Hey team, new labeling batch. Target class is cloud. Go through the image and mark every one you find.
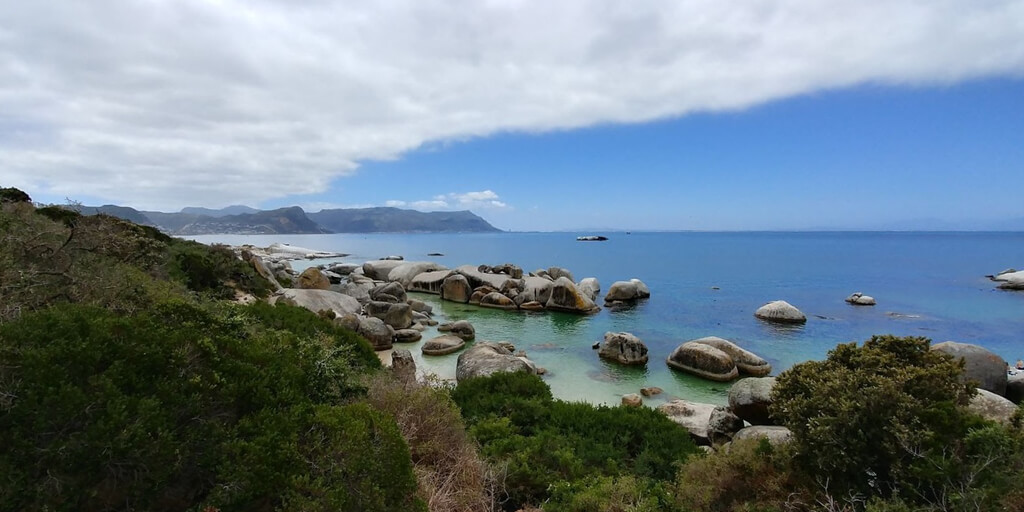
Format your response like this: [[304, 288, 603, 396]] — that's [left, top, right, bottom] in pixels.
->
[[1, 1, 1022, 209], [386, 190, 509, 211]]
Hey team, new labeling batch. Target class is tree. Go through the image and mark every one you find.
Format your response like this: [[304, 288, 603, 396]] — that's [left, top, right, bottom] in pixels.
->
[[0, 186, 31, 204]]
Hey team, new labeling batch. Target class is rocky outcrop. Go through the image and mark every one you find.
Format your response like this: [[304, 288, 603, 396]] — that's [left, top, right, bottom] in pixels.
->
[[666, 342, 739, 382], [520, 276, 554, 304], [690, 337, 771, 377], [438, 319, 476, 340], [545, 277, 600, 314], [845, 292, 876, 306], [728, 377, 777, 425], [297, 267, 331, 290], [708, 406, 745, 445], [409, 269, 452, 294], [990, 269, 1024, 290], [421, 334, 467, 356], [358, 316, 394, 351], [621, 394, 643, 407], [656, 399, 718, 444], [392, 349, 416, 383], [732, 426, 793, 446], [388, 262, 448, 288], [598, 332, 649, 366], [441, 274, 473, 303], [754, 300, 807, 324], [931, 341, 1007, 396], [273, 289, 361, 317], [604, 279, 651, 304], [480, 291, 517, 311], [967, 389, 1018, 424], [456, 342, 537, 382]]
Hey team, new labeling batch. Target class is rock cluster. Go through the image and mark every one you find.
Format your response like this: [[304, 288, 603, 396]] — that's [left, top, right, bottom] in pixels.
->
[[666, 336, 771, 382]]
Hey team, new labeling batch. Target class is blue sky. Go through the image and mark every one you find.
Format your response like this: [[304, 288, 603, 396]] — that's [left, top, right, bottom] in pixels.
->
[[3, 1, 1023, 231]]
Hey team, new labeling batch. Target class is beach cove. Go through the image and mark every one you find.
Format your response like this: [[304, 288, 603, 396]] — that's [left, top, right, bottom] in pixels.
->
[[196, 231, 1024, 406]]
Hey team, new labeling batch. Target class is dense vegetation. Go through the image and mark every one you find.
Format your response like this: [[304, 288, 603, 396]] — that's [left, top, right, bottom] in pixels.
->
[[2, 187, 1022, 511]]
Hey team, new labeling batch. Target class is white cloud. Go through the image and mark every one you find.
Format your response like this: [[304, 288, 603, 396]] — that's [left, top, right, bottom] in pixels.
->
[[386, 190, 509, 211], [1, 1, 1023, 209]]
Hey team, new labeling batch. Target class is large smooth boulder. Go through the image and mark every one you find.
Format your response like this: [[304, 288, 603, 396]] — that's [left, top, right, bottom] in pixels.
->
[[732, 426, 793, 446], [274, 289, 362, 317], [391, 349, 416, 383], [621, 394, 643, 407], [545, 277, 600, 314], [708, 406, 745, 446], [361, 260, 406, 281], [394, 328, 423, 343], [387, 262, 448, 288], [479, 292, 517, 311], [598, 332, 649, 366], [521, 276, 554, 304], [604, 281, 639, 303], [1007, 372, 1024, 404], [441, 274, 473, 303], [666, 342, 739, 382], [371, 282, 408, 304], [336, 282, 371, 304], [455, 264, 512, 290], [491, 263, 524, 279], [548, 267, 575, 283], [297, 267, 331, 290], [247, 254, 283, 291], [967, 389, 1018, 425], [845, 292, 877, 306], [422, 334, 466, 356], [691, 336, 771, 377], [382, 302, 414, 330], [754, 300, 807, 324], [992, 270, 1024, 290], [409, 269, 452, 294], [456, 342, 537, 382], [358, 316, 394, 351], [630, 279, 651, 298], [438, 319, 476, 340], [577, 278, 600, 301], [728, 377, 777, 425], [931, 341, 1007, 396], [406, 298, 432, 315], [656, 399, 717, 444]]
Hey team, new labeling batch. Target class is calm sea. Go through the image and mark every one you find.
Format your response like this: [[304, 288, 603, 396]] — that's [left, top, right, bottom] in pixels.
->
[[193, 232, 1024, 406]]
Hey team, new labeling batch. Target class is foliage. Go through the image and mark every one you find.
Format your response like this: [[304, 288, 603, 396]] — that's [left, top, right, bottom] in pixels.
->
[[672, 439, 801, 512], [546, 475, 671, 512], [0, 300, 416, 512], [0, 186, 31, 203], [167, 241, 273, 299], [452, 372, 698, 510]]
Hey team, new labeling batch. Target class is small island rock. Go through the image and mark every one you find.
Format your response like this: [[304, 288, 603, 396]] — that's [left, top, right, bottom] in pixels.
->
[[456, 342, 538, 382], [598, 332, 649, 366], [421, 334, 466, 356], [621, 394, 643, 407], [691, 336, 771, 377], [438, 319, 476, 340], [845, 292, 877, 306], [666, 342, 739, 382], [754, 300, 807, 324]]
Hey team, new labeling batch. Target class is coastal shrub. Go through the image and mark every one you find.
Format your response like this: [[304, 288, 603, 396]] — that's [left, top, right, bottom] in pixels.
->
[[0, 186, 31, 203], [0, 300, 417, 511], [545, 475, 671, 512], [167, 241, 274, 299], [672, 439, 801, 512], [452, 372, 698, 510]]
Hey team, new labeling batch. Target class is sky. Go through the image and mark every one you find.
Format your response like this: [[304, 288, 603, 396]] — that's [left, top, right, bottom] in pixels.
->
[[2, 1, 1023, 231]]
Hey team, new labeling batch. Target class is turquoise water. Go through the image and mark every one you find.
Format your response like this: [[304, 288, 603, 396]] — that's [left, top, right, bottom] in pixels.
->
[[194, 232, 1024, 406]]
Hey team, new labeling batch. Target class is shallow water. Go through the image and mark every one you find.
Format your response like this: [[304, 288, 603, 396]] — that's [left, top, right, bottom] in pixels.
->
[[194, 231, 1024, 406]]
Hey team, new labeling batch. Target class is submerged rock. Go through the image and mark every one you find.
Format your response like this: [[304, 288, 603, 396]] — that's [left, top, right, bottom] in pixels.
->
[[931, 341, 1007, 396], [598, 332, 649, 366], [666, 342, 739, 382], [621, 394, 643, 407], [754, 300, 807, 324]]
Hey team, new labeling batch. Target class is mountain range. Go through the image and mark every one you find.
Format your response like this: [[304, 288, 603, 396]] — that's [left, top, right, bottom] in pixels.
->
[[74, 205, 502, 235]]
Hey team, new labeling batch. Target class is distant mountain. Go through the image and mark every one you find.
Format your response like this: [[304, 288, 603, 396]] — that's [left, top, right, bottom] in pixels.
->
[[74, 205, 155, 226], [308, 207, 501, 233], [171, 206, 330, 235], [179, 205, 259, 217]]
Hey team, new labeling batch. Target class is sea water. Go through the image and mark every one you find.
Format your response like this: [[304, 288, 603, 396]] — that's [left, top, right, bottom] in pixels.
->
[[193, 231, 1024, 406]]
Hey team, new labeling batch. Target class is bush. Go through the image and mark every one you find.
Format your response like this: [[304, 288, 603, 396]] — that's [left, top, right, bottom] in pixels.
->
[[672, 439, 800, 512], [0, 186, 30, 203], [0, 300, 415, 511], [167, 241, 274, 299], [452, 372, 698, 510]]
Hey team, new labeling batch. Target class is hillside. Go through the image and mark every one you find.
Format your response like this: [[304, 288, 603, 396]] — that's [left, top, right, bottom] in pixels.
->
[[165, 206, 331, 235], [309, 207, 501, 233]]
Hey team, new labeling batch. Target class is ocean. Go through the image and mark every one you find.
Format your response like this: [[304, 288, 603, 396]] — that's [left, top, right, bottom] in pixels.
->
[[193, 231, 1024, 406]]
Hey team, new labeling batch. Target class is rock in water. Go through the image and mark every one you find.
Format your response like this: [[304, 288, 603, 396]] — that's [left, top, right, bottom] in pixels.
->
[[845, 292, 877, 306], [393, 328, 423, 343], [754, 300, 807, 324], [421, 334, 466, 356], [392, 349, 416, 383], [621, 393, 643, 407], [409, 269, 452, 294], [456, 342, 538, 382], [728, 377, 777, 425], [479, 291, 517, 311], [640, 386, 663, 397], [598, 332, 649, 365], [577, 277, 601, 301], [666, 342, 739, 382], [545, 277, 600, 314], [297, 267, 331, 290], [441, 274, 473, 303], [438, 319, 476, 340], [991, 269, 1024, 290], [930, 341, 1007, 396], [967, 389, 1017, 424], [690, 336, 771, 377]]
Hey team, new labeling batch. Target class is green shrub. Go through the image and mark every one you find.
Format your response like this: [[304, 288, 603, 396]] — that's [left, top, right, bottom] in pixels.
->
[[0, 186, 31, 203], [546, 475, 670, 512], [167, 241, 273, 299]]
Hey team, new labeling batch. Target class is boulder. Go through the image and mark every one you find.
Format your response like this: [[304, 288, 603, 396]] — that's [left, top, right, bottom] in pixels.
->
[[441, 274, 473, 304], [691, 336, 771, 377], [630, 279, 651, 298], [1006, 372, 1024, 404], [248, 255, 283, 290], [604, 281, 640, 303], [394, 328, 423, 343], [456, 342, 537, 382], [371, 282, 408, 303], [365, 301, 413, 330], [455, 264, 512, 290], [362, 259, 407, 281], [577, 278, 601, 301], [327, 262, 361, 275], [358, 316, 394, 351], [845, 292, 877, 306], [967, 389, 1018, 425], [732, 426, 793, 446], [421, 334, 466, 356], [708, 406, 745, 446], [728, 377, 777, 425], [297, 267, 331, 290], [437, 319, 476, 340], [519, 301, 545, 312], [931, 341, 1007, 396], [273, 289, 362, 317], [622, 394, 643, 407], [409, 269, 452, 294], [387, 262, 448, 288], [548, 266, 575, 283], [992, 270, 1024, 290], [491, 263, 524, 279], [337, 282, 371, 303], [521, 276, 554, 304], [598, 332, 649, 365], [754, 300, 807, 324], [480, 291, 517, 311], [545, 277, 600, 314], [407, 298, 432, 315], [391, 349, 416, 383], [666, 342, 739, 382], [334, 313, 360, 331], [656, 399, 717, 444], [640, 386, 663, 397]]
